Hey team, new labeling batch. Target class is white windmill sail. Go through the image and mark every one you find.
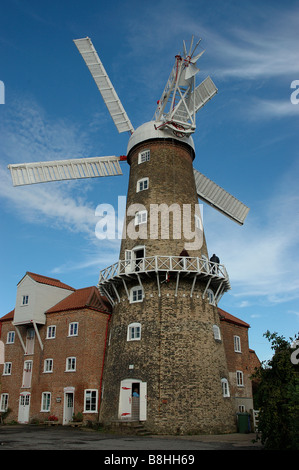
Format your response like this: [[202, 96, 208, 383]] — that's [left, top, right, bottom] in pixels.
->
[[8, 156, 123, 187], [193, 169, 249, 225], [74, 37, 134, 135]]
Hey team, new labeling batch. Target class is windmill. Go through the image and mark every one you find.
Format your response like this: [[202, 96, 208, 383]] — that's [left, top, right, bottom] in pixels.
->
[[8, 36, 249, 226], [8, 36, 249, 434]]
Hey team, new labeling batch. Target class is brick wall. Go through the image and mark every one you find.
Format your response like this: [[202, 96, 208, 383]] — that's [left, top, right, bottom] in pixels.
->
[[100, 278, 237, 434], [0, 308, 110, 424]]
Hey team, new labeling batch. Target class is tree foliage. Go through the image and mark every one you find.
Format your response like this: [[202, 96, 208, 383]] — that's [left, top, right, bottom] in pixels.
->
[[253, 331, 299, 450]]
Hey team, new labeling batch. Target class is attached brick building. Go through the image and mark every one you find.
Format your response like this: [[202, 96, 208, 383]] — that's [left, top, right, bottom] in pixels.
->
[[0, 272, 111, 424], [0, 271, 258, 428]]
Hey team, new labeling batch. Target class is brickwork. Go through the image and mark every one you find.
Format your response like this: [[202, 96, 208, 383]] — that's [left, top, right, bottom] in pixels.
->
[[0, 307, 110, 424], [100, 278, 237, 434], [220, 311, 257, 411], [120, 139, 208, 259]]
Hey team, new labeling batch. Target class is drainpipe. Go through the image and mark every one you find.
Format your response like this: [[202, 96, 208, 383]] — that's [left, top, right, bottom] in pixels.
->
[[98, 313, 111, 419]]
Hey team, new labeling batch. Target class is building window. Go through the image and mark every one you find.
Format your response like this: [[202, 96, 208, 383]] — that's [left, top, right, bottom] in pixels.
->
[[22, 295, 29, 305], [221, 378, 230, 397], [84, 390, 98, 413], [47, 325, 56, 339], [3, 362, 12, 375], [236, 370, 244, 387], [207, 288, 215, 305], [213, 325, 221, 341], [68, 322, 78, 337], [234, 335, 241, 352], [135, 210, 147, 226], [41, 392, 51, 412], [238, 405, 245, 412], [127, 322, 141, 341], [137, 177, 149, 192], [130, 286, 144, 304], [138, 149, 150, 164], [44, 359, 53, 373], [0, 393, 9, 412], [7, 331, 15, 344], [195, 214, 203, 230], [66, 357, 76, 372]]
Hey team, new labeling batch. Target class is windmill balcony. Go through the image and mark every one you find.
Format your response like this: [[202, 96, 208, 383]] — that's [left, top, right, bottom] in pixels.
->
[[98, 255, 230, 306]]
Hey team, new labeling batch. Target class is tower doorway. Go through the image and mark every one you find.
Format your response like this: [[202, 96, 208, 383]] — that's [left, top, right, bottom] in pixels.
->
[[118, 379, 147, 421]]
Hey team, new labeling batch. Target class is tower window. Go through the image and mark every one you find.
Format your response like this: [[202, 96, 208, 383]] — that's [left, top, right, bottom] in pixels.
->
[[130, 286, 144, 303], [138, 150, 150, 164], [135, 210, 147, 226], [213, 325, 221, 341], [207, 288, 215, 305], [127, 323, 141, 341], [221, 378, 230, 397], [137, 177, 149, 192]]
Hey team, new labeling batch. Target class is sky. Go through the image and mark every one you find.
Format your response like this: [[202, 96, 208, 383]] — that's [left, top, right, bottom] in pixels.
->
[[0, 0, 299, 363]]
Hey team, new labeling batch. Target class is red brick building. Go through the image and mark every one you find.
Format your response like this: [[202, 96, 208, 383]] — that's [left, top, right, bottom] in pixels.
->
[[0, 271, 259, 427], [0, 272, 111, 424], [219, 308, 260, 412]]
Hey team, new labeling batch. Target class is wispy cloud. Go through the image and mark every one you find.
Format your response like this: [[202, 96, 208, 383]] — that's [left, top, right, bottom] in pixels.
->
[[0, 97, 98, 236]]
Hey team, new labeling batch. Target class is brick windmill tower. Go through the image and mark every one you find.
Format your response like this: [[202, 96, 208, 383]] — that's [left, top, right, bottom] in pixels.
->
[[8, 36, 249, 434]]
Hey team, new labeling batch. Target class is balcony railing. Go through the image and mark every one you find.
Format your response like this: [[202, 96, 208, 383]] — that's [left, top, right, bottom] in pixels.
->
[[98, 255, 229, 284]]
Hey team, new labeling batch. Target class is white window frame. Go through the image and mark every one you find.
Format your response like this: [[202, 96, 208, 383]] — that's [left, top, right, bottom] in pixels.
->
[[221, 378, 230, 397], [41, 392, 51, 412], [213, 325, 221, 341], [207, 288, 215, 306], [3, 362, 12, 375], [66, 357, 76, 372], [7, 331, 15, 344], [234, 335, 241, 353], [130, 286, 144, 304], [135, 210, 147, 226], [22, 295, 29, 305], [44, 358, 53, 373], [68, 322, 78, 337], [47, 325, 56, 339], [138, 149, 150, 164], [84, 389, 98, 413], [127, 322, 141, 341], [195, 214, 203, 230], [136, 177, 149, 192], [0, 393, 9, 412], [236, 370, 244, 387]]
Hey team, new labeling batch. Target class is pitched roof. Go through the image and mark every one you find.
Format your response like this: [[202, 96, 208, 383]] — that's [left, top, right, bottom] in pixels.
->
[[46, 286, 111, 314], [218, 307, 250, 328], [19, 272, 75, 291], [0, 309, 14, 322]]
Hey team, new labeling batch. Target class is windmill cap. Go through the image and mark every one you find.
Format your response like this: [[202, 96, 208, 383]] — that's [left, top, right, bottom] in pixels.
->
[[127, 121, 195, 155]]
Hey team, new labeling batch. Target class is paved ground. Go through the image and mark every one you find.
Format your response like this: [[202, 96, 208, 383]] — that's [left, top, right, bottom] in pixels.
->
[[0, 425, 262, 451]]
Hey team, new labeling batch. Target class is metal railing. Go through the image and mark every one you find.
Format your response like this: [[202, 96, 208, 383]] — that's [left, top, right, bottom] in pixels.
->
[[98, 255, 228, 284]]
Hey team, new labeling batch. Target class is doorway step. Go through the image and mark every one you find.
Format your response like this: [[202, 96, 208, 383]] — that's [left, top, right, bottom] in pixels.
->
[[107, 421, 152, 436]]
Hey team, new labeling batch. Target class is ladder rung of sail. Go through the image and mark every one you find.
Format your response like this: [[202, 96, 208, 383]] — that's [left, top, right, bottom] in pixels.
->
[[8, 156, 123, 186], [74, 37, 134, 134], [193, 169, 249, 225], [172, 76, 218, 124]]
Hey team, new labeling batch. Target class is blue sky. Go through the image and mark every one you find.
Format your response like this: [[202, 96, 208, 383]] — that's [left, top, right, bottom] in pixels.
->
[[0, 0, 299, 362]]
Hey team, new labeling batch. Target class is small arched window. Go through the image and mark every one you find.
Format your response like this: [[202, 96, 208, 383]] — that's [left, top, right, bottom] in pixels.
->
[[207, 288, 215, 306], [221, 378, 230, 397], [213, 325, 221, 341], [127, 323, 141, 341], [130, 286, 144, 303], [136, 177, 149, 192]]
